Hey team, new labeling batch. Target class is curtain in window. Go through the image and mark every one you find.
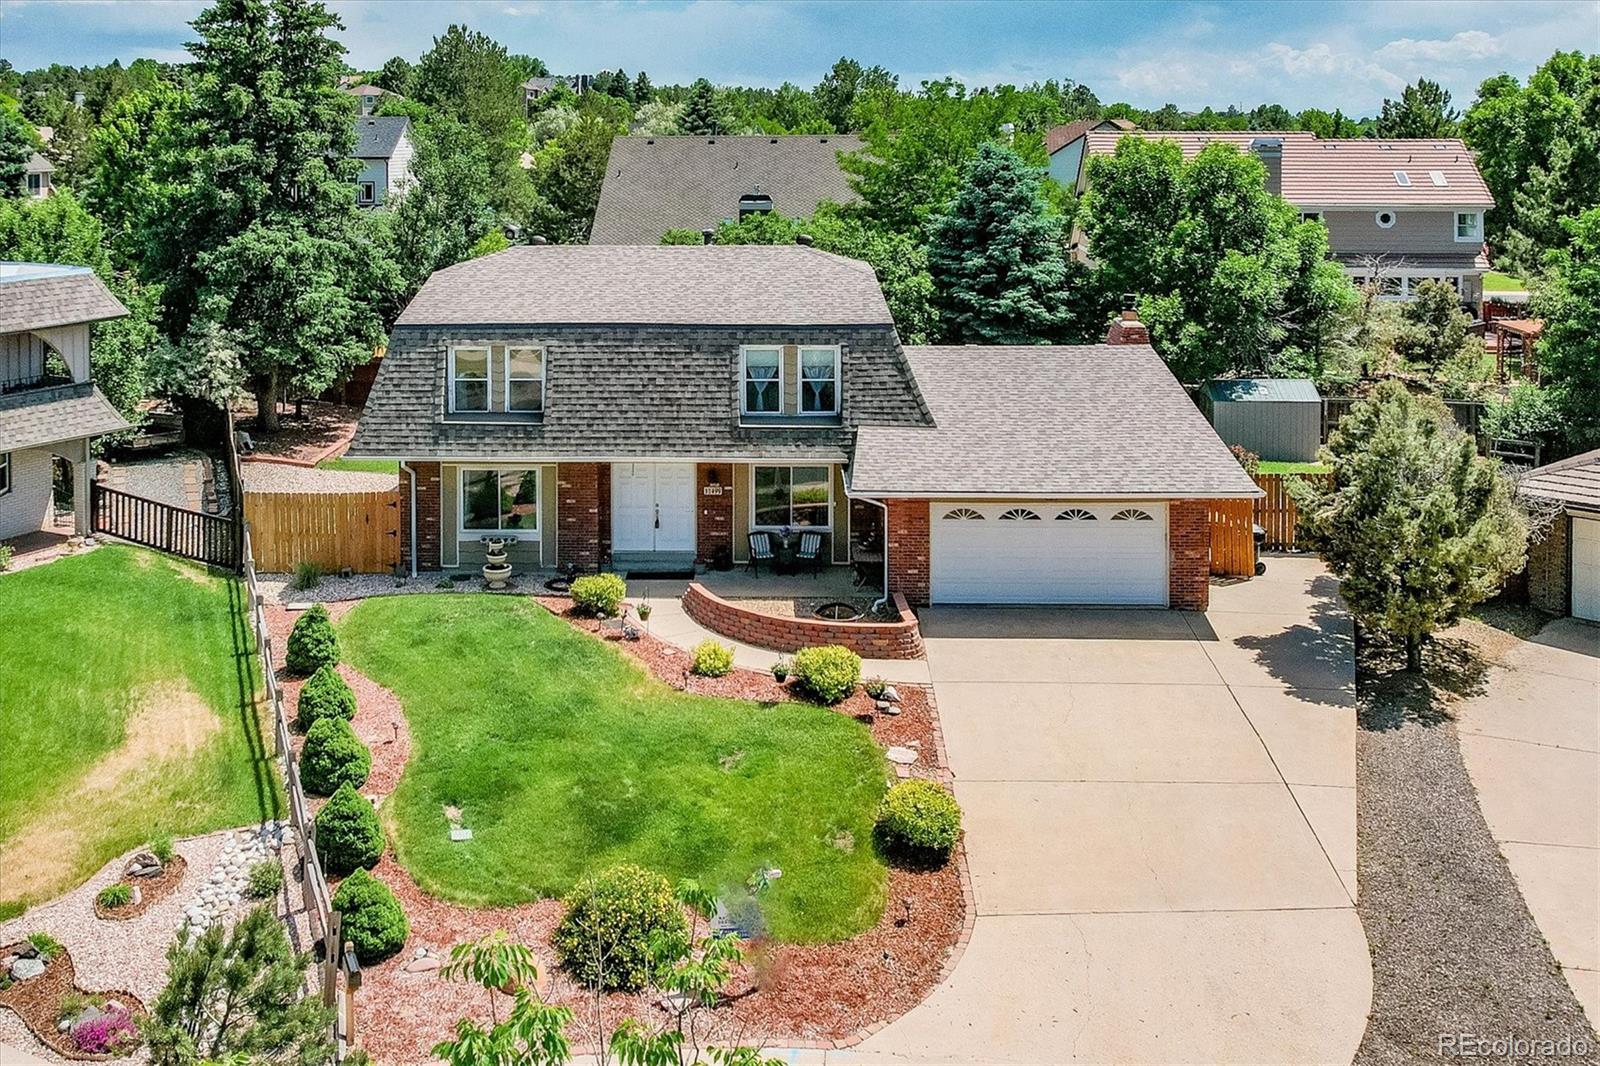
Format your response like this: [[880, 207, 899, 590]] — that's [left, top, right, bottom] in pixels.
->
[[744, 348, 780, 413], [799, 348, 837, 413]]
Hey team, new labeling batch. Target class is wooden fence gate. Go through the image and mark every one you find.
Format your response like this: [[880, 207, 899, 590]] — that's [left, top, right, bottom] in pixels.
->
[[1210, 499, 1256, 577], [243, 489, 398, 574], [1253, 471, 1334, 550]]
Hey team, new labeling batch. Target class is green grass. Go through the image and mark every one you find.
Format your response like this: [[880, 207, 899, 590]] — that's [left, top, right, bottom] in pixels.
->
[[1256, 460, 1332, 475], [316, 456, 400, 474], [0, 547, 279, 910], [339, 595, 890, 942], [1483, 270, 1527, 293]]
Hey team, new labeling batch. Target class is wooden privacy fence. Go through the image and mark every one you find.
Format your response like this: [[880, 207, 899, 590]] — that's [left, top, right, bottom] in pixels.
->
[[1210, 499, 1256, 577], [244, 489, 398, 574], [92, 482, 241, 569]]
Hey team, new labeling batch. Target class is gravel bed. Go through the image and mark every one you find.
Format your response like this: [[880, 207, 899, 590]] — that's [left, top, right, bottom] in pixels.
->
[[99, 453, 204, 511], [241, 462, 397, 494], [1353, 628, 1599, 1065]]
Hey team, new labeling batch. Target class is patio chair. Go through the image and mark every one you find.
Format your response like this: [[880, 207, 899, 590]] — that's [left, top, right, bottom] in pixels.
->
[[746, 531, 774, 575], [796, 531, 824, 577]]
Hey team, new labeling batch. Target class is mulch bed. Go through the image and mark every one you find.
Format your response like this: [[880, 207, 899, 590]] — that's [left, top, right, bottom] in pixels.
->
[[0, 946, 146, 1061], [92, 856, 187, 922], [239, 400, 363, 467]]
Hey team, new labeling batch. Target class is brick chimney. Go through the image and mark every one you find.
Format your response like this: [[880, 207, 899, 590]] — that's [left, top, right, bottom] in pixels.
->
[[1105, 295, 1150, 345]]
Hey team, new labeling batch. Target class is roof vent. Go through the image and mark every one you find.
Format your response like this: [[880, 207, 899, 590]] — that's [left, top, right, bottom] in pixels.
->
[[819, 137, 828, 143], [1394, 170, 1411, 186], [707, 138, 716, 144], [1429, 170, 1448, 186], [770, 137, 778, 144], [645, 138, 655, 145], [701, 228, 715, 245], [795, 234, 814, 246]]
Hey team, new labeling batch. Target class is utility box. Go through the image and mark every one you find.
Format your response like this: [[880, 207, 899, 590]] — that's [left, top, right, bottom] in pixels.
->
[[1200, 378, 1322, 463]]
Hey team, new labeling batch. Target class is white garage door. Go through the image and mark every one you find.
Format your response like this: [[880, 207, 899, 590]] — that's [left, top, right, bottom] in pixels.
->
[[930, 501, 1169, 605], [1573, 516, 1600, 622]]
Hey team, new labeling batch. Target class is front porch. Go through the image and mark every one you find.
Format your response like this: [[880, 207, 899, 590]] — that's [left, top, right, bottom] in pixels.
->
[[627, 563, 876, 613]]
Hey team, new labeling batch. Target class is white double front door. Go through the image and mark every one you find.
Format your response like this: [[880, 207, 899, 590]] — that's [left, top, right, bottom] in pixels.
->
[[612, 462, 696, 554]]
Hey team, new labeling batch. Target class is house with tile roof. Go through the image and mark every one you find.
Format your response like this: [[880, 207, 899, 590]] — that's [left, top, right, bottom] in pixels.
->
[[0, 263, 131, 542], [590, 135, 863, 245], [348, 244, 1258, 608], [1049, 123, 1496, 305], [351, 116, 415, 207]]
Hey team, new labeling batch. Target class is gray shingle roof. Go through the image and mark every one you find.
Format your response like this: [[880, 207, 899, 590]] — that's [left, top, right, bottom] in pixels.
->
[[850, 345, 1262, 499], [394, 245, 892, 328], [1520, 449, 1600, 513], [589, 135, 862, 245], [0, 265, 129, 333], [352, 116, 409, 158], [25, 152, 53, 175], [0, 381, 129, 451]]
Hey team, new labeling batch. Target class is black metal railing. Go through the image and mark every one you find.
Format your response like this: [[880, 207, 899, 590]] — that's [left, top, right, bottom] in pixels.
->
[[92, 482, 242, 570]]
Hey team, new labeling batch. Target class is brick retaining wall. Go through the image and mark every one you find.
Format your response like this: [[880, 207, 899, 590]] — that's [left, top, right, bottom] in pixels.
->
[[681, 583, 925, 659]]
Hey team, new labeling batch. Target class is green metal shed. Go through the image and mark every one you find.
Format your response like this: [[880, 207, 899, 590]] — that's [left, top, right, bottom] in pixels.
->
[[1200, 378, 1322, 462]]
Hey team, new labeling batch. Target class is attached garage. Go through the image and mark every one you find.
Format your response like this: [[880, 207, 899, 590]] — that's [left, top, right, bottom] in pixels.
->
[[930, 501, 1168, 605], [1520, 449, 1600, 622], [1573, 516, 1599, 623]]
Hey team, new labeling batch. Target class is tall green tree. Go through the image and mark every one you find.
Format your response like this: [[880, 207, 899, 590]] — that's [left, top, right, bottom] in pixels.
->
[[526, 114, 618, 244], [1533, 206, 1600, 452], [0, 104, 37, 197], [925, 142, 1078, 344], [1394, 279, 1474, 369], [411, 25, 531, 213], [1290, 382, 1527, 671], [675, 78, 728, 135], [384, 112, 497, 304], [375, 55, 413, 95], [1375, 77, 1460, 138], [812, 57, 897, 133]]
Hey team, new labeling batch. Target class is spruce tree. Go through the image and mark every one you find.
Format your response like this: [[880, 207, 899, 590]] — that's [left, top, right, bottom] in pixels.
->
[[676, 78, 726, 135], [926, 142, 1075, 344], [632, 70, 652, 104]]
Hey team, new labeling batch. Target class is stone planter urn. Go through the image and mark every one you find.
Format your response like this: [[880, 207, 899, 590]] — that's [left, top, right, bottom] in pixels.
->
[[481, 537, 512, 590]]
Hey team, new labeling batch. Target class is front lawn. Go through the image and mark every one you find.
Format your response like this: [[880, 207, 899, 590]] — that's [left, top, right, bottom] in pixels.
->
[[339, 595, 890, 943], [1256, 460, 1332, 475], [0, 547, 278, 915], [316, 455, 400, 474], [1483, 270, 1527, 293]]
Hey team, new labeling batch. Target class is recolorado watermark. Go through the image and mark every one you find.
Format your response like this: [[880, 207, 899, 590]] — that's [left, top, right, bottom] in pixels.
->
[[1439, 1032, 1594, 1059]]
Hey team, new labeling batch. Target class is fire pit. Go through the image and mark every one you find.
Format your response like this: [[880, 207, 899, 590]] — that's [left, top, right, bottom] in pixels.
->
[[812, 601, 864, 622]]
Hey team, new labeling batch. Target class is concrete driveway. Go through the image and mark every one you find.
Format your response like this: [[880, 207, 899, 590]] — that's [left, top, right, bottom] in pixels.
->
[[836, 555, 1372, 1065], [1457, 618, 1600, 1028]]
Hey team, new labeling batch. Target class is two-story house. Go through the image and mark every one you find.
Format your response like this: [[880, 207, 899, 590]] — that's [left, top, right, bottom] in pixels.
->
[[1050, 125, 1495, 305], [348, 245, 1259, 608], [342, 82, 397, 116], [23, 152, 54, 199], [351, 116, 415, 208], [0, 263, 131, 542]]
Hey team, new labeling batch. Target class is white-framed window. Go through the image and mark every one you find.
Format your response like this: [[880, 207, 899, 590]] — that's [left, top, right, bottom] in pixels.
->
[[798, 345, 840, 415], [741, 346, 782, 415], [1455, 211, 1483, 242], [752, 465, 830, 529], [0, 452, 10, 497], [357, 180, 376, 205], [26, 173, 43, 197], [448, 345, 544, 415], [459, 467, 540, 539], [1375, 210, 1397, 229]]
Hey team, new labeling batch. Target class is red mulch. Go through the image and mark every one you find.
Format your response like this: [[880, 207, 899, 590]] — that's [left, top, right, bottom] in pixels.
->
[[0, 946, 145, 1061], [238, 400, 362, 466], [92, 856, 187, 922], [270, 593, 968, 1063]]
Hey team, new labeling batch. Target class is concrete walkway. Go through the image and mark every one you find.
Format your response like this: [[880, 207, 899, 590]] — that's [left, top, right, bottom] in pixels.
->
[[1457, 618, 1600, 1028], [803, 555, 1370, 1064]]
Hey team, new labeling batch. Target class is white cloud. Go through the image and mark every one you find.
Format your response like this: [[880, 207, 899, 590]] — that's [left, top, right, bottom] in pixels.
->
[[1376, 30, 1504, 63]]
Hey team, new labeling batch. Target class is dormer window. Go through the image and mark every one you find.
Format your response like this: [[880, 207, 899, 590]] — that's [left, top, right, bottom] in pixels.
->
[[742, 346, 782, 414], [449, 344, 544, 414], [739, 192, 773, 218], [799, 346, 840, 414], [1455, 212, 1482, 242]]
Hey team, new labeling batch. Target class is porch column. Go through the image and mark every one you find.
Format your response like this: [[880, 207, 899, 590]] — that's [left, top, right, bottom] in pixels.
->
[[73, 457, 91, 534]]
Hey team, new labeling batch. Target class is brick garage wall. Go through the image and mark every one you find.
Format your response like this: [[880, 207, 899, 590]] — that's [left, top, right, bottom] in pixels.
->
[[1169, 500, 1211, 610], [682, 583, 924, 659], [696, 463, 734, 565], [399, 461, 441, 571], [1528, 512, 1569, 615], [885, 498, 930, 606], [596, 463, 612, 565], [557, 463, 603, 571]]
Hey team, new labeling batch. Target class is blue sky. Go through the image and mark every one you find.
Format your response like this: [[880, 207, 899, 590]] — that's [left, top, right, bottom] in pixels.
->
[[2, 0, 1594, 114]]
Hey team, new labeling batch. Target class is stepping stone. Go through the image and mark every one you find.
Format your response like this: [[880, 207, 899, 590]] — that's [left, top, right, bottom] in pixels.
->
[[401, 955, 441, 974], [449, 828, 473, 842], [886, 746, 918, 765]]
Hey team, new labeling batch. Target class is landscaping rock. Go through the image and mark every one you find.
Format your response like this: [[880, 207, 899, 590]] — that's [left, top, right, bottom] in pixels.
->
[[874, 700, 891, 712], [883, 685, 902, 703], [126, 851, 162, 877], [10, 957, 46, 980], [880, 703, 901, 716], [400, 955, 441, 974], [659, 992, 691, 1012], [886, 746, 919, 765]]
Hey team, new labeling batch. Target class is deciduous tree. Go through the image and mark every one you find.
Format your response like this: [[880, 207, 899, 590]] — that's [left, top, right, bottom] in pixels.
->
[[1532, 206, 1600, 451]]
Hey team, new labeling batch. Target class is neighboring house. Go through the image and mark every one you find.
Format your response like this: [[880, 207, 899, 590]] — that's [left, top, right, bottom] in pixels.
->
[[343, 83, 397, 116], [351, 116, 415, 207], [1044, 116, 1136, 189], [1050, 124, 1495, 304], [589, 135, 864, 245], [348, 245, 1259, 608], [522, 74, 594, 105], [23, 152, 53, 199], [0, 263, 131, 542], [1521, 449, 1600, 623]]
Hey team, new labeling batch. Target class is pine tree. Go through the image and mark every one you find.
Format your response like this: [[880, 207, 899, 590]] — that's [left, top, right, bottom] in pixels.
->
[[632, 70, 652, 104], [1375, 78, 1460, 138], [676, 78, 726, 135], [610, 68, 634, 105], [1, 91, 42, 198], [926, 142, 1075, 344]]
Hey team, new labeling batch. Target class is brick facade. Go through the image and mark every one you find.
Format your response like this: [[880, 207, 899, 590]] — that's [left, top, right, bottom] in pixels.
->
[[399, 461, 441, 572], [695, 463, 734, 565], [885, 498, 931, 606], [1168, 499, 1211, 610], [683, 583, 924, 659], [1528, 513, 1569, 615], [557, 463, 604, 571]]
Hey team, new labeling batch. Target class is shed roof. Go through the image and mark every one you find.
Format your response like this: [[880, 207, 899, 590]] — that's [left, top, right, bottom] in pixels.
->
[[0, 264, 129, 333], [352, 116, 409, 158], [1520, 449, 1600, 514], [850, 345, 1262, 499], [1204, 378, 1322, 403]]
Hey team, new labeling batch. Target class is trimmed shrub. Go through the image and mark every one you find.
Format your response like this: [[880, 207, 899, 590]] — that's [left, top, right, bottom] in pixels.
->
[[791, 645, 861, 704], [875, 779, 962, 858], [96, 883, 132, 909], [313, 784, 384, 875], [331, 869, 409, 963], [285, 604, 339, 677], [690, 639, 734, 677], [552, 863, 689, 991], [295, 665, 356, 731], [299, 717, 371, 796], [570, 573, 627, 617], [247, 861, 284, 900]]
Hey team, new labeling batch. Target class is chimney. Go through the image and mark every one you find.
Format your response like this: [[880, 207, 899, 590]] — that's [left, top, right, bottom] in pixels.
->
[[701, 228, 715, 245], [1105, 295, 1150, 345], [1249, 136, 1283, 197]]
